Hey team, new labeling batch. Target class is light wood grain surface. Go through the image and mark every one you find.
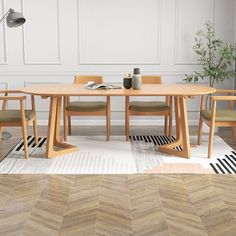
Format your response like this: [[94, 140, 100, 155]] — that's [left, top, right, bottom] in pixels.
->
[[19, 84, 216, 159], [0, 175, 236, 236], [21, 84, 216, 97]]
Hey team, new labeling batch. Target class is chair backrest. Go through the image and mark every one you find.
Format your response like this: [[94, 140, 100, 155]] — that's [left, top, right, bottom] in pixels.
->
[[74, 75, 103, 84], [141, 76, 162, 84]]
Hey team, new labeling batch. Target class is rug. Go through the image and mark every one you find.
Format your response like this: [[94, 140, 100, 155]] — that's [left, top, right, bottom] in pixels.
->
[[1, 136, 136, 174], [130, 134, 235, 174], [0, 135, 235, 174]]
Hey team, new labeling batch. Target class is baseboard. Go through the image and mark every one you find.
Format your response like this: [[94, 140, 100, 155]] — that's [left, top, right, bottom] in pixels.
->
[[36, 119, 199, 126]]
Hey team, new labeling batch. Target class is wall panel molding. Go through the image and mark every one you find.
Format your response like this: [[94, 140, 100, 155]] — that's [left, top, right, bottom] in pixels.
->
[[0, 70, 206, 77], [21, 0, 61, 65], [77, 0, 161, 65], [174, 0, 215, 65], [0, 82, 8, 90], [0, 0, 234, 123], [0, 0, 7, 65], [24, 81, 61, 86]]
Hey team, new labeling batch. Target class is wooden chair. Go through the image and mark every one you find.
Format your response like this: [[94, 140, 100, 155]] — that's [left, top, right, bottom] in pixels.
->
[[125, 76, 173, 141], [0, 90, 38, 159], [198, 90, 236, 158], [63, 75, 110, 141]]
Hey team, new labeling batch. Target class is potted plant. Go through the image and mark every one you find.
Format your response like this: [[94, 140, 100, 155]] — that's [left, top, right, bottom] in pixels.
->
[[184, 21, 236, 109]]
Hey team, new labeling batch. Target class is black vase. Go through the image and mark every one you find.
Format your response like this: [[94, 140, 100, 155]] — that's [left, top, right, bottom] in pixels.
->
[[123, 77, 132, 89]]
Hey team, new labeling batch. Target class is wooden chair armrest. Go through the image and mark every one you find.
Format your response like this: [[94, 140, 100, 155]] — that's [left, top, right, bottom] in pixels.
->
[[211, 96, 236, 101], [0, 96, 26, 101], [0, 90, 23, 95], [215, 90, 236, 95], [0, 95, 26, 111]]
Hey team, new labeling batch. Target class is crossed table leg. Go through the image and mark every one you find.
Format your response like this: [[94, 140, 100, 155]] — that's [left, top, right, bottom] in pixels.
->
[[46, 96, 79, 158], [158, 96, 191, 158], [45, 96, 191, 159]]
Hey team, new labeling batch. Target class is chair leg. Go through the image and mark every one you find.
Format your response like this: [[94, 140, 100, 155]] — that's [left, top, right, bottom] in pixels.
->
[[20, 99, 28, 160], [106, 96, 110, 141], [208, 122, 215, 159], [68, 116, 72, 136], [164, 116, 168, 136], [106, 116, 110, 142], [207, 100, 217, 159], [198, 116, 204, 145], [22, 121, 29, 160], [33, 117, 39, 145], [0, 127, 2, 143], [168, 116, 172, 141], [233, 127, 236, 142], [125, 113, 130, 141], [125, 97, 130, 141]]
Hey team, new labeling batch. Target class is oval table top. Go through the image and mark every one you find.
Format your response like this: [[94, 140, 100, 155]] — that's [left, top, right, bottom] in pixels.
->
[[20, 84, 216, 97]]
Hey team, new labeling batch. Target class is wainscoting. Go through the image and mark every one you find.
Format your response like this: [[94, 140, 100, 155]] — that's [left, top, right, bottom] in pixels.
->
[[0, 0, 235, 125]]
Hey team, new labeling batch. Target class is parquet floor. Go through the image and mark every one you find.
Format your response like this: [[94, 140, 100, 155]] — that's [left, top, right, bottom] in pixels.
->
[[0, 126, 235, 235], [0, 175, 236, 236]]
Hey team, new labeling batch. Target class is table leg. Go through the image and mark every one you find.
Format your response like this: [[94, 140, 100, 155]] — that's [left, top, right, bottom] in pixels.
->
[[158, 96, 191, 158], [46, 96, 79, 158], [179, 96, 191, 157]]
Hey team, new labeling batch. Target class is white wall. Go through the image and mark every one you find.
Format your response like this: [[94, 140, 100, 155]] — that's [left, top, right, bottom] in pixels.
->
[[235, 0, 236, 91], [0, 0, 235, 126]]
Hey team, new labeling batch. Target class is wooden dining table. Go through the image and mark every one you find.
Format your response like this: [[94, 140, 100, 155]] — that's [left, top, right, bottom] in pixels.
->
[[21, 84, 216, 159]]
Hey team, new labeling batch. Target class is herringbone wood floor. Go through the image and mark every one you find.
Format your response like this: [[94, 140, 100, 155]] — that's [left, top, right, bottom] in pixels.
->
[[0, 126, 235, 235], [0, 175, 236, 236]]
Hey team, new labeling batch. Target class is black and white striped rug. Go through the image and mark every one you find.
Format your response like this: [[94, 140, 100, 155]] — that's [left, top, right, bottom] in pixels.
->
[[129, 135, 182, 151], [1, 135, 234, 174], [210, 151, 236, 174], [13, 136, 47, 151], [130, 134, 235, 174], [1, 136, 136, 174]]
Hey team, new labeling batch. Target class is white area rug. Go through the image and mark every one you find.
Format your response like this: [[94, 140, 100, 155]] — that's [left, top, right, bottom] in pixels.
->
[[0, 135, 234, 174], [1, 136, 136, 174]]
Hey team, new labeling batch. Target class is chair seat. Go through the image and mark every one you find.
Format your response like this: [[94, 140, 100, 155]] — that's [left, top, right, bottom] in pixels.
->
[[201, 110, 236, 122], [66, 101, 107, 112], [0, 110, 35, 123], [129, 101, 169, 112]]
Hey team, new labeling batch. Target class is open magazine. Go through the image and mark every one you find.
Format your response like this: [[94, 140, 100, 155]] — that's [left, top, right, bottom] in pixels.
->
[[85, 82, 122, 90]]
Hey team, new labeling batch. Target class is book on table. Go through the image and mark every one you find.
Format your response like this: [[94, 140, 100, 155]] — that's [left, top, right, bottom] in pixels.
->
[[85, 82, 122, 90]]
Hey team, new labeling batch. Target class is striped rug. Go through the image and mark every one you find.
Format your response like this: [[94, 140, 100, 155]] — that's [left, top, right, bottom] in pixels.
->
[[0, 135, 234, 174], [129, 135, 182, 151], [210, 151, 236, 174], [130, 134, 236, 174], [0, 136, 136, 174], [130, 135, 236, 174]]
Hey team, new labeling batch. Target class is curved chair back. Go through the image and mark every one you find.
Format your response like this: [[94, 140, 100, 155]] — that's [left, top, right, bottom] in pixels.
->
[[141, 76, 162, 84], [74, 75, 103, 84]]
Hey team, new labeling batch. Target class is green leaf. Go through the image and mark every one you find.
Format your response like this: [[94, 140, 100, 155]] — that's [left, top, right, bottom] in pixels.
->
[[183, 20, 236, 86]]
